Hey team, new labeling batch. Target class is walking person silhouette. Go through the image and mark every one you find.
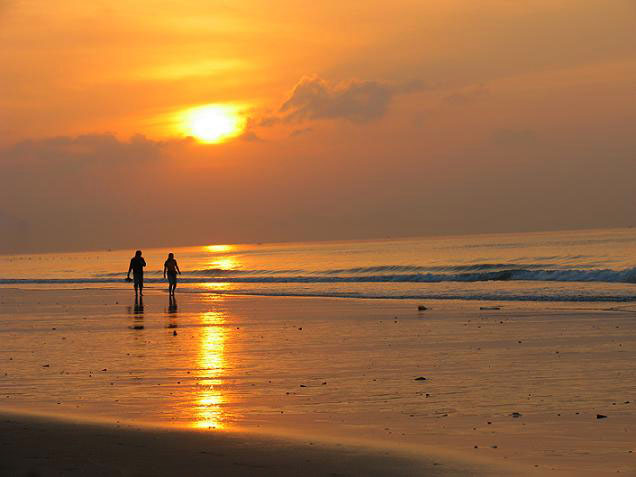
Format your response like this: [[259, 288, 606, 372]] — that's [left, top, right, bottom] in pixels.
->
[[163, 253, 181, 295], [127, 250, 146, 296]]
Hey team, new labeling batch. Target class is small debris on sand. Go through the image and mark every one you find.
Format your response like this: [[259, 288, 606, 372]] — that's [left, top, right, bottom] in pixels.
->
[[596, 414, 608, 419], [417, 305, 427, 311], [480, 306, 501, 310], [414, 377, 427, 381], [173, 330, 177, 336], [511, 412, 522, 418], [42, 364, 50, 368]]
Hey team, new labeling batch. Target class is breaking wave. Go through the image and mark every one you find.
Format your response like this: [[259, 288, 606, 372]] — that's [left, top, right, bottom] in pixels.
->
[[3, 266, 636, 284]]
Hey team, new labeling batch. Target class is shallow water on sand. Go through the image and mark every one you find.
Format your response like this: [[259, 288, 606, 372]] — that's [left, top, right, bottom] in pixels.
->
[[1, 290, 634, 475]]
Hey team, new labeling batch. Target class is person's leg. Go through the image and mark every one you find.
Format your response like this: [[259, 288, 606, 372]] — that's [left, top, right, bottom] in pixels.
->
[[134, 283, 138, 296]]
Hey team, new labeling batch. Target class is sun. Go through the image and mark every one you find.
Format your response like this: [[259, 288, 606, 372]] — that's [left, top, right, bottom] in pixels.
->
[[182, 104, 246, 143]]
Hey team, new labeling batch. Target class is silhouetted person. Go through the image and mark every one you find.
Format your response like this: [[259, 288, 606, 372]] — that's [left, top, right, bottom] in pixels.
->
[[163, 252, 181, 295], [127, 250, 146, 296]]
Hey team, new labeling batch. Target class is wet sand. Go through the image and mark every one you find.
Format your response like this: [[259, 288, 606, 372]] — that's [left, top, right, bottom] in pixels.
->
[[0, 410, 486, 477], [0, 288, 634, 475]]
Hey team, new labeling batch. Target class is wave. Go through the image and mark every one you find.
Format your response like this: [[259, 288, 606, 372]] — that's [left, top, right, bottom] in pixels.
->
[[314, 263, 562, 274], [176, 289, 636, 303], [2, 282, 633, 302], [3, 266, 636, 284]]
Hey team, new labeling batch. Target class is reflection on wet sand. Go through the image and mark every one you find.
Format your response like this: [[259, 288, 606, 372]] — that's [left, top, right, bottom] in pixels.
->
[[194, 311, 229, 429], [128, 296, 145, 330], [166, 295, 178, 331]]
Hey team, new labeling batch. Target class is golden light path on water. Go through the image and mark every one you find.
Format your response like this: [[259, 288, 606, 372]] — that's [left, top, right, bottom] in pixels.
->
[[194, 310, 229, 429], [208, 256, 239, 271], [201, 282, 233, 291]]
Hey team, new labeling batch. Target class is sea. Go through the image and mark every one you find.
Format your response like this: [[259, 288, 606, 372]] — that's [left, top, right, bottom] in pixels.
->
[[1, 227, 635, 472], [1, 227, 635, 303]]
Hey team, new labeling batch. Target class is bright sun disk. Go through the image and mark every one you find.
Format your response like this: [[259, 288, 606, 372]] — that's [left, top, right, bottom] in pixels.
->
[[183, 105, 245, 143]]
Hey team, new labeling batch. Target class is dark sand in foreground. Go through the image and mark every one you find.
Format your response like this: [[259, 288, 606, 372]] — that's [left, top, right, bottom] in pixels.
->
[[0, 411, 500, 477]]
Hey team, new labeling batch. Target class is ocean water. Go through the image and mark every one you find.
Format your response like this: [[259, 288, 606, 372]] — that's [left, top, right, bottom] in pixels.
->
[[2, 227, 636, 302], [2, 228, 635, 473]]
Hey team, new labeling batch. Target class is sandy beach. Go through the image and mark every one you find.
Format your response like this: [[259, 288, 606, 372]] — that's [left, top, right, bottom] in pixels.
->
[[1, 288, 634, 476], [1, 409, 489, 477]]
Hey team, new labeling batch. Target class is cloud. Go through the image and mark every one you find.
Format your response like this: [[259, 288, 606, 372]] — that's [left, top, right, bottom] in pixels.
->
[[5, 134, 169, 165], [278, 76, 426, 123], [240, 131, 265, 142], [491, 128, 538, 147], [443, 84, 490, 106], [0, 209, 30, 253], [289, 127, 313, 137]]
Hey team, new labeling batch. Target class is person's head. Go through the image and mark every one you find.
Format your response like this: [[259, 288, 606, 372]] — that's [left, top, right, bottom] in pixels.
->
[[168, 253, 174, 259], [135, 250, 142, 257]]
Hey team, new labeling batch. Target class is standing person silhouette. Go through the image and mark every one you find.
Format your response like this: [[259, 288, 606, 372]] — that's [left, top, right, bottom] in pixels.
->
[[127, 250, 146, 296], [163, 253, 181, 295]]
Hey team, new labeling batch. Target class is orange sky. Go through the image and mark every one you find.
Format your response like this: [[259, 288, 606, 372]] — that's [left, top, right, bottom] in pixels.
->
[[1, 1, 635, 252]]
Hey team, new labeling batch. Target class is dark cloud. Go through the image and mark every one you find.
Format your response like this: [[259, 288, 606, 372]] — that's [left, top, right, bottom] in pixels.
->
[[289, 127, 313, 137], [443, 84, 490, 106], [240, 131, 265, 142], [5, 134, 169, 165], [278, 76, 425, 123], [491, 128, 538, 147], [0, 210, 29, 253], [254, 116, 280, 128]]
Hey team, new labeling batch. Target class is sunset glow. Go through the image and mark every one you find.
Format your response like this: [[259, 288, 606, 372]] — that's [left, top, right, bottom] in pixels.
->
[[182, 105, 245, 144], [205, 244, 234, 253], [3, 2, 636, 473]]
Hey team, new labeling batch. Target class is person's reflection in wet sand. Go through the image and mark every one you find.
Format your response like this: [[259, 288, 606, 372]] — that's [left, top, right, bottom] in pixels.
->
[[128, 295, 145, 330], [167, 295, 178, 333], [168, 295, 177, 314]]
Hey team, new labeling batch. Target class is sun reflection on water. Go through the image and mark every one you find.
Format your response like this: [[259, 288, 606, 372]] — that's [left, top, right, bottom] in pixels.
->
[[204, 244, 234, 253], [194, 311, 228, 429], [208, 256, 238, 271], [201, 282, 233, 291]]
